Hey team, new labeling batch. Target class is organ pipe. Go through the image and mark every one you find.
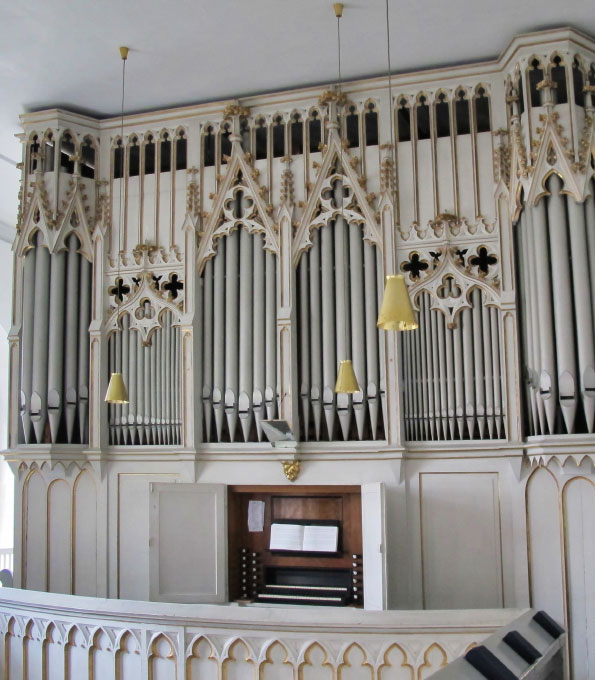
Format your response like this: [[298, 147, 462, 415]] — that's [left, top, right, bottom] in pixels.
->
[[200, 229, 277, 443], [516, 179, 595, 435], [296, 221, 383, 441], [19, 232, 91, 445], [402, 289, 505, 441], [47, 249, 65, 442], [31, 238, 50, 443], [252, 234, 266, 439], [547, 175, 577, 432], [108, 309, 181, 446], [309, 234, 323, 440]]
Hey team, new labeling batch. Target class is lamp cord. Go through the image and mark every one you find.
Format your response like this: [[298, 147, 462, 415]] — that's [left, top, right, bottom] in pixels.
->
[[117, 55, 126, 373], [385, 0, 395, 205]]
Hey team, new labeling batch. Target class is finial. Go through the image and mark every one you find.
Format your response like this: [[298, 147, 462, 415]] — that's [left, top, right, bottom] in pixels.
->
[[119, 46, 129, 61], [333, 3, 344, 17]]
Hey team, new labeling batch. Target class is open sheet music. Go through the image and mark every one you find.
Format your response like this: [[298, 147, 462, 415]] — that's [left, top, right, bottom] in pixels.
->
[[269, 522, 339, 553]]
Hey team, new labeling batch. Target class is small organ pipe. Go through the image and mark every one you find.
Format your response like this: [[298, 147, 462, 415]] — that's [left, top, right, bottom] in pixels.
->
[[411, 312, 421, 439], [299, 255, 311, 439], [418, 295, 429, 439], [334, 211, 350, 440], [462, 306, 474, 438], [47, 249, 65, 442], [64, 234, 80, 442], [137, 325, 144, 444], [120, 315, 129, 444], [20, 245, 37, 443], [445, 315, 465, 439], [31, 240, 50, 443], [482, 302, 495, 438], [428, 302, 442, 438], [238, 228, 254, 441], [376, 248, 387, 437], [108, 334, 115, 443], [547, 176, 577, 432], [144, 325, 151, 443], [349, 222, 366, 439], [150, 331, 156, 443], [491, 307, 503, 437], [154, 329, 161, 444], [77, 256, 91, 443], [363, 241, 379, 438], [567, 197, 595, 431], [321, 225, 335, 437], [252, 235, 266, 439], [436, 310, 448, 438], [164, 312, 171, 443], [213, 239, 226, 440], [128, 326, 137, 443], [309, 234, 323, 439], [472, 289, 486, 438], [225, 228, 239, 440], [265, 250, 276, 420], [115, 323, 123, 444], [531, 199, 557, 433], [202, 259, 213, 441], [522, 210, 541, 433], [423, 295, 435, 439]]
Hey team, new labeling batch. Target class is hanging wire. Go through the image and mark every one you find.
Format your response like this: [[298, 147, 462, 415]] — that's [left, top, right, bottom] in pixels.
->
[[117, 51, 126, 369], [385, 0, 396, 204]]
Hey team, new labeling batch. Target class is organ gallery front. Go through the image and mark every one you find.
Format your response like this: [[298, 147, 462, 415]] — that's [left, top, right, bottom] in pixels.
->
[[4, 25, 595, 678]]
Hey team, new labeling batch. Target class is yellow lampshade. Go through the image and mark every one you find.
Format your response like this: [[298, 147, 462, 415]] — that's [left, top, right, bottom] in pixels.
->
[[335, 360, 360, 394], [377, 274, 419, 331], [105, 372, 129, 404]]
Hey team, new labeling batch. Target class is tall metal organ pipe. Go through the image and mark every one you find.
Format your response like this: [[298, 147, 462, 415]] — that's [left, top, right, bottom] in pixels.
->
[[296, 222, 384, 441], [402, 289, 505, 441], [201, 229, 277, 443], [19, 231, 92, 444], [107, 309, 181, 445], [516, 178, 595, 435]]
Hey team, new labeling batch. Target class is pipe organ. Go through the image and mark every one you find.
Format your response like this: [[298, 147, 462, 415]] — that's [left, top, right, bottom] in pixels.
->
[[402, 289, 505, 441], [107, 309, 182, 445], [8, 29, 595, 453], [296, 218, 384, 441], [20, 230, 92, 445], [200, 229, 278, 443], [8, 28, 595, 680], [516, 177, 595, 435]]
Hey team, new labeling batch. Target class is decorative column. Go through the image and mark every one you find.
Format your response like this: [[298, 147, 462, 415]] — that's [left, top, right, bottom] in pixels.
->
[[277, 157, 299, 438]]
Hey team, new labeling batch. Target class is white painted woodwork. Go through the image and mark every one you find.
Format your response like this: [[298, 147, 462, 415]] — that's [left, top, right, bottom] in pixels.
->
[[361, 482, 387, 611], [420, 473, 503, 609], [0, 588, 523, 680], [149, 483, 227, 603], [525, 468, 565, 626]]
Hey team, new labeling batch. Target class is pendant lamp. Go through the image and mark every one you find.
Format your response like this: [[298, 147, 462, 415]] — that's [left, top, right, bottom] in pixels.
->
[[335, 360, 360, 394], [331, 3, 360, 395], [106, 46, 130, 404], [376, 1, 418, 332], [377, 274, 419, 331]]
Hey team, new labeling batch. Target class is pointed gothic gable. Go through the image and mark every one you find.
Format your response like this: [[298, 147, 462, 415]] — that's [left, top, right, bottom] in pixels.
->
[[196, 145, 279, 274], [15, 178, 93, 261], [15, 179, 53, 257], [52, 185, 94, 261], [292, 127, 382, 267]]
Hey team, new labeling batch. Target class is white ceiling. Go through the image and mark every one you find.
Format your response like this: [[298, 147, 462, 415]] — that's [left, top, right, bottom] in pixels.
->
[[0, 0, 594, 234]]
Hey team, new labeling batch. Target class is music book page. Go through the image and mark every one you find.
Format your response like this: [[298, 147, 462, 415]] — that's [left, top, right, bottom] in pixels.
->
[[302, 525, 339, 552], [269, 523, 304, 551]]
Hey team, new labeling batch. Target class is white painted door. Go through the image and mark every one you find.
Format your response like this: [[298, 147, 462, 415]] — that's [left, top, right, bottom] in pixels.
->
[[149, 482, 227, 603], [361, 481, 387, 610]]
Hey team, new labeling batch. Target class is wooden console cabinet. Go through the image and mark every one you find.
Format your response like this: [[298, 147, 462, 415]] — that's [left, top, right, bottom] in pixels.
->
[[228, 485, 363, 606]]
